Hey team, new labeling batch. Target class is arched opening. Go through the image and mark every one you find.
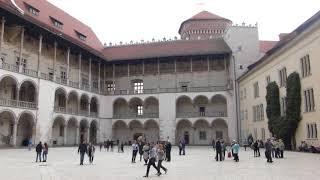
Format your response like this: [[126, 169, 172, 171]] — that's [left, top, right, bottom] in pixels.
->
[[51, 116, 66, 146], [144, 97, 159, 118], [176, 96, 193, 118], [19, 81, 36, 102], [112, 120, 129, 144], [17, 112, 34, 146], [0, 76, 18, 101], [54, 88, 67, 112], [90, 97, 98, 117], [212, 119, 229, 143], [113, 98, 128, 118], [128, 120, 143, 141], [67, 91, 78, 114], [66, 118, 77, 145], [128, 97, 143, 117], [193, 95, 209, 117], [144, 119, 159, 143], [210, 95, 228, 117], [89, 120, 98, 144], [79, 119, 89, 143], [80, 94, 89, 116], [0, 111, 15, 146], [193, 119, 211, 145], [176, 119, 193, 145]]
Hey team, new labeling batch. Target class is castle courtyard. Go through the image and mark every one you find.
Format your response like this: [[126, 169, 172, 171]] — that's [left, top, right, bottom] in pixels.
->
[[0, 146, 319, 180]]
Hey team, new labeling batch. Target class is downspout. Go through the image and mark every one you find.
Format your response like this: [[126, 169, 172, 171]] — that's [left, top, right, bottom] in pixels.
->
[[10, 0, 24, 14]]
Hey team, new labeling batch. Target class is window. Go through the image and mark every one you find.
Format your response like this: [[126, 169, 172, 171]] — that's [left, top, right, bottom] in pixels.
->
[[307, 123, 318, 139], [59, 125, 64, 136], [253, 82, 259, 98], [50, 17, 63, 29], [27, 5, 39, 16], [199, 131, 207, 140], [261, 128, 265, 140], [253, 104, 264, 121], [75, 30, 87, 41], [304, 88, 315, 112], [266, 75, 271, 85], [16, 57, 27, 68], [280, 97, 286, 116], [199, 107, 205, 116], [132, 80, 143, 94], [137, 105, 143, 115], [60, 67, 66, 80], [301, 54, 311, 78], [279, 67, 287, 87], [244, 88, 247, 99], [106, 81, 115, 92]]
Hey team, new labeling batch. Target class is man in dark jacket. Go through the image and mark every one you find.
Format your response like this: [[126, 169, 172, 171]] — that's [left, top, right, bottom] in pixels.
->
[[35, 141, 43, 162], [78, 141, 87, 165], [265, 139, 273, 163], [215, 139, 222, 161], [165, 140, 172, 162]]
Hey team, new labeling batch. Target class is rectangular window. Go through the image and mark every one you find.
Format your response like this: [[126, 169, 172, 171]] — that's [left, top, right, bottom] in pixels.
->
[[304, 88, 315, 112], [199, 107, 205, 117], [244, 88, 247, 99], [106, 81, 115, 92], [75, 31, 87, 41], [137, 105, 143, 115], [301, 54, 311, 78], [133, 81, 144, 94], [279, 67, 287, 87], [60, 67, 67, 80], [16, 57, 27, 68], [199, 131, 207, 140], [253, 82, 259, 98], [51, 17, 63, 29], [266, 75, 271, 85], [307, 124, 311, 139], [28, 6, 39, 16], [260, 104, 264, 120]]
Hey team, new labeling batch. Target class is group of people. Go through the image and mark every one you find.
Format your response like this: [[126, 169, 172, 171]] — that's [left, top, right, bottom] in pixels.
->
[[35, 141, 49, 162], [78, 142, 96, 165], [214, 139, 240, 162], [131, 138, 172, 178], [264, 138, 285, 163]]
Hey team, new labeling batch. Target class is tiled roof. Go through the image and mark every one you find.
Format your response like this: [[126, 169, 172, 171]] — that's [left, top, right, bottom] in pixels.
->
[[103, 38, 231, 61], [259, 40, 278, 54], [0, 0, 104, 54]]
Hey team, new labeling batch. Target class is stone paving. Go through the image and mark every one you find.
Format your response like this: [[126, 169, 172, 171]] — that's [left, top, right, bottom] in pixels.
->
[[0, 146, 319, 180]]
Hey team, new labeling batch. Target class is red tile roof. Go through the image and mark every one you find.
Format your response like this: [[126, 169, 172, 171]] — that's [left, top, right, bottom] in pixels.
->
[[103, 38, 231, 61], [0, 0, 104, 54], [259, 40, 278, 54]]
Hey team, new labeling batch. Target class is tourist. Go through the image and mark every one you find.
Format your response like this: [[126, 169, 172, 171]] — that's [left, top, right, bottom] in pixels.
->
[[99, 142, 103, 152], [35, 141, 43, 162], [221, 140, 226, 160], [78, 141, 87, 165], [157, 144, 168, 176], [215, 139, 222, 161], [265, 139, 273, 163], [165, 140, 172, 162], [253, 140, 260, 157], [279, 139, 285, 158], [271, 138, 276, 158], [138, 141, 144, 161], [212, 138, 215, 151], [179, 137, 186, 155], [143, 143, 158, 177], [143, 143, 150, 165], [104, 141, 107, 151], [120, 142, 124, 153], [231, 140, 240, 162], [110, 140, 114, 152], [106, 139, 110, 151], [42, 142, 48, 162], [131, 140, 139, 163], [88, 143, 95, 164]]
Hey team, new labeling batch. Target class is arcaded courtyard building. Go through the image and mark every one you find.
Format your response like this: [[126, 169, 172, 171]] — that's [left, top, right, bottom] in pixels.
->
[[0, 0, 264, 146]]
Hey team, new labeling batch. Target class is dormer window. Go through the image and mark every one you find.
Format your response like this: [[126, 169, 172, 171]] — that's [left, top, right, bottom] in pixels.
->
[[24, 3, 39, 16], [75, 30, 87, 41], [50, 17, 63, 29]]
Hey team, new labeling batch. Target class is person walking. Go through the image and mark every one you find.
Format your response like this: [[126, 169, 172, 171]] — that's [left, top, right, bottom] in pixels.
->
[[265, 139, 273, 163], [120, 142, 124, 153], [215, 139, 222, 161], [99, 142, 103, 152], [253, 140, 260, 157], [78, 141, 87, 165], [110, 140, 114, 152], [143, 143, 150, 165], [157, 144, 168, 176], [138, 141, 144, 161], [212, 138, 215, 151], [143, 143, 158, 178], [35, 141, 43, 162], [179, 137, 186, 155], [165, 140, 172, 162], [42, 142, 48, 162], [231, 140, 240, 162], [106, 139, 110, 152], [279, 139, 285, 158], [221, 140, 226, 160], [87, 143, 95, 164], [131, 140, 139, 163], [28, 138, 32, 151]]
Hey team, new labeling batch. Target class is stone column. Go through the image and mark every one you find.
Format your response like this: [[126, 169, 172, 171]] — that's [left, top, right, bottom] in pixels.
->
[[37, 34, 42, 77], [78, 53, 82, 89], [190, 57, 193, 73], [12, 122, 17, 146], [53, 41, 57, 81], [98, 62, 101, 93], [207, 56, 210, 72], [0, 17, 5, 54], [66, 47, 70, 85], [76, 126, 79, 144], [18, 27, 24, 73], [63, 126, 67, 145], [88, 102, 91, 116], [89, 58, 92, 91], [87, 127, 90, 143]]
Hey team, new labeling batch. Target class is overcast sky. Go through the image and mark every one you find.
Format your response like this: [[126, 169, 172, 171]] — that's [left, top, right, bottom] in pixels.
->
[[48, 0, 320, 44]]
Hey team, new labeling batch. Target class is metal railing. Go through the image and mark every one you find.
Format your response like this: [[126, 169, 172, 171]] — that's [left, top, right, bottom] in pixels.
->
[[40, 73, 53, 81], [22, 68, 38, 77], [81, 83, 90, 91], [69, 81, 79, 89], [176, 111, 227, 118], [0, 98, 37, 109], [54, 106, 66, 113], [90, 112, 98, 117], [113, 112, 159, 119], [55, 77, 68, 85], [79, 110, 89, 116], [67, 109, 78, 115], [0, 62, 19, 72]]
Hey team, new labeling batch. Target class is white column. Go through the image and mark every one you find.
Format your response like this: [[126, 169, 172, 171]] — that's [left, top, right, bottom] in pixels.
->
[[0, 17, 5, 53], [87, 127, 90, 143], [98, 62, 101, 93], [76, 126, 79, 144], [63, 126, 67, 145], [53, 41, 57, 81], [12, 122, 17, 146], [78, 53, 82, 88], [66, 47, 70, 85], [37, 34, 42, 76], [89, 58, 92, 90], [19, 27, 24, 73]]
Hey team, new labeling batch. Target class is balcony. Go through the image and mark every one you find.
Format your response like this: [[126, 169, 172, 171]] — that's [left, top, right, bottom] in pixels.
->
[[79, 110, 89, 116], [22, 68, 38, 78], [113, 112, 159, 119], [0, 62, 19, 72], [55, 77, 68, 85], [90, 112, 98, 117], [176, 111, 227, 118], [81, 83, 90, 91], [69, 80, 79, 89], [54, 106, 66, 113], [0, 98, 37, 109]]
